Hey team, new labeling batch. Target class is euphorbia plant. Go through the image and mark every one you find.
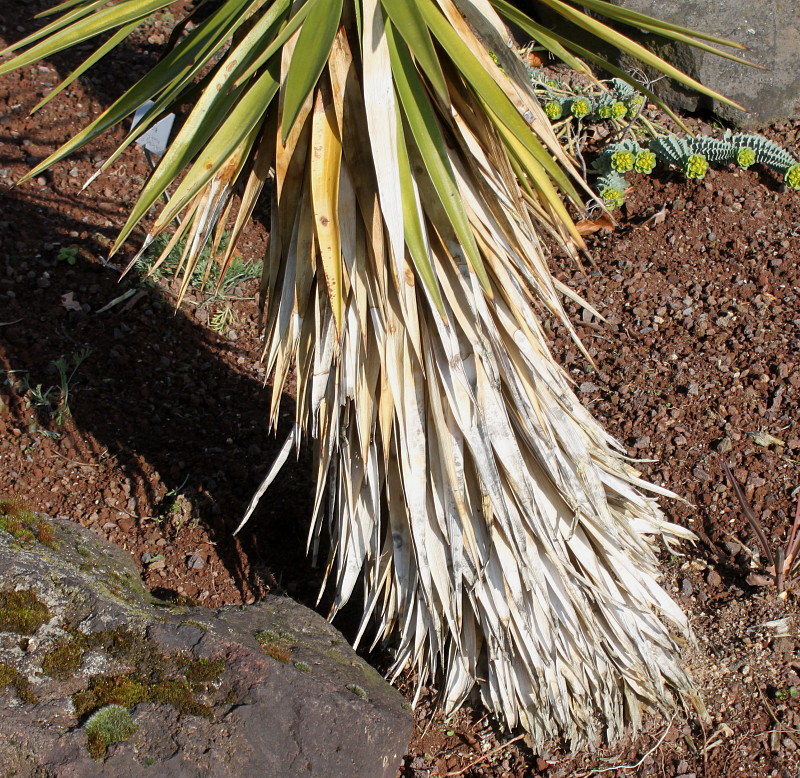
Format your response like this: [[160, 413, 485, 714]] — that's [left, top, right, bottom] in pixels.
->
[[0, 0, 749, 747]]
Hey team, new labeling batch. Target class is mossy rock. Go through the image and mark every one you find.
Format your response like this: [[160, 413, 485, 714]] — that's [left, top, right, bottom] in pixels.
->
[[0, 516, 411, 777]]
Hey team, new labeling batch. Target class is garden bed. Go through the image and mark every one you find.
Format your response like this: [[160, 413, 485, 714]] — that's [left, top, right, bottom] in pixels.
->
[[1, 4, 799, 777]]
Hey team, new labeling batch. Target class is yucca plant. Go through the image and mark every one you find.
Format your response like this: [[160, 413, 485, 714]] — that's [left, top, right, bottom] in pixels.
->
[[0, 0, 749, 748]]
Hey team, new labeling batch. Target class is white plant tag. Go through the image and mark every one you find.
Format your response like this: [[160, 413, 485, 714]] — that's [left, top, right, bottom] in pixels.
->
[[130, 100, 175, 157]]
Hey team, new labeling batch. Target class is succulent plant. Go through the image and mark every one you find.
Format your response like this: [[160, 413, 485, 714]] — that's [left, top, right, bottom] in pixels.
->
[[683, 153, 709, 179]]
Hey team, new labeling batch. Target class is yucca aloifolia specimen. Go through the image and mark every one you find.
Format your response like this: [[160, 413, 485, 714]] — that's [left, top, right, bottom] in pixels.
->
[[1, 0, 748, 747]]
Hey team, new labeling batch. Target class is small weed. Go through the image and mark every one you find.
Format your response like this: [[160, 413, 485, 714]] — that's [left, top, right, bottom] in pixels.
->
[[4, 347, 92, 425], [135, 231, 259, 297], [50, 348, 92, 424], [56, 246, 79, 265], [84, 704, 138, 759], [775, 686, 799, 701], [209, 301, 237, 336], [723, 461, 800, 593], [294, 661, 311, 673]]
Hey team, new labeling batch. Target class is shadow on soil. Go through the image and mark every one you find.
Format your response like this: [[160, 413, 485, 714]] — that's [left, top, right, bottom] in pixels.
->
[[0, 2, 337, 611], [0, 184, 325, 609]]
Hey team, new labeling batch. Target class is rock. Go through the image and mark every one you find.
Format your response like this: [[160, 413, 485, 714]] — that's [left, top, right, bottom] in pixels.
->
[[609, 0, 800, 129], [714, 436, 733, 454], [0, 517, 411, 777], [723, 541, 741, 556]]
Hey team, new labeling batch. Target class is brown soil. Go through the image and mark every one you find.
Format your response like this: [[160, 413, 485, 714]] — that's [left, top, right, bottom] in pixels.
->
[[1, 5, 799, 778]]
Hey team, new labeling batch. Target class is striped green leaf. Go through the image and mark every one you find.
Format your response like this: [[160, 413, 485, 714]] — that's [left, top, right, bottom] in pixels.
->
[[380, 0, 449, 104], [280, 0, 344, 143], [0, 0, 172, 73], [30, 21, 139, 114], [420, 1, 581, 205], [385, 22, 491, 294], [395, 116, 447, 318]]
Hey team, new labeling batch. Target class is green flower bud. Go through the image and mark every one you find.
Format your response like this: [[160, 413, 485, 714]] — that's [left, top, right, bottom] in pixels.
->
[[610, 150, 635, 173], [600, 187, 625, 209], [545, 79, 559, 88], [544, 101, 563, 121], [784, 164, 800, 189], [570, 98, 591, 118], [736, 146, 756, 169], [627, 95, 644, 112], [611, 101, 628, 119], [683, 154, 708, 179], [597, 104, 613, 120], [634, 150, 657, 175]]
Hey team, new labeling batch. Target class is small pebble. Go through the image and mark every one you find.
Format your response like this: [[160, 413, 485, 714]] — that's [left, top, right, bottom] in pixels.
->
[[714, 436, 732, 454]]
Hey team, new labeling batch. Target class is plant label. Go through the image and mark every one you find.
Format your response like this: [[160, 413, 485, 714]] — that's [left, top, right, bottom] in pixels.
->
[[130, 100, 175, 158]]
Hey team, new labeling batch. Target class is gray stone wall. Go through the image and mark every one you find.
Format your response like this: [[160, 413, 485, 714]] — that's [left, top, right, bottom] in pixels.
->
[[611, 0, 800, 129]]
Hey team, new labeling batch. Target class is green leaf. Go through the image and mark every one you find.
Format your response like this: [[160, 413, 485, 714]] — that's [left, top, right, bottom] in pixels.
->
[[35, 0, 103, 18], [576, 0, 747, 49], [280, 0, 344, 143], [3, 0, 108, 53], [231, 0, 311, 88], [526, 0, 745, 110], [418, 1, 581, 205], [0, 0, 171, 74], [156, 64, 280, 225], [395, 116, 447, 318], [30, 21, 139, 114], [20, 0, 269, 183], [380, 0, 449, 104], [385, 21, 491, 295]]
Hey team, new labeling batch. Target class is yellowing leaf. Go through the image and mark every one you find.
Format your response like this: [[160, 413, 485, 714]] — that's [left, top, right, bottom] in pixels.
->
[[310, 89, 344, 333]]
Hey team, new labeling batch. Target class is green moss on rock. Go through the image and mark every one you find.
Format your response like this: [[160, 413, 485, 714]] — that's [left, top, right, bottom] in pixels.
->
[[74, 673, 213, 719], [84, 704, 138, 760], [41, 639, 85, 679], [255, 630, 295, 664], [0, 498, 57, 548], [0, 662, 38, 704], [0, 589, 51, 634], [183, 657, 225, 685]]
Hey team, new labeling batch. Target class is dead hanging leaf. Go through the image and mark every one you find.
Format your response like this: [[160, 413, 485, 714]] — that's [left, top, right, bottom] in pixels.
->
[[60, 292, 82, 312], [574, 212, 615, 235], [747, 430, 785, 448]]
